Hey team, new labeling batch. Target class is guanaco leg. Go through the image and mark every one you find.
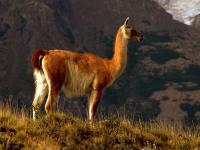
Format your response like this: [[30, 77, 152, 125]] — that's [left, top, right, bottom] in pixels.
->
[[88, 90, 102, 121], [32, 71, 48, 120], [42, 61, 65, 114]]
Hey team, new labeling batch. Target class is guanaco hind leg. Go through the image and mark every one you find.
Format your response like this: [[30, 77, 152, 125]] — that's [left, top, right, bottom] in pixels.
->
[[32, 70, 48, 120], [42, 62, 65, 115], [45, 88, 60, 114]]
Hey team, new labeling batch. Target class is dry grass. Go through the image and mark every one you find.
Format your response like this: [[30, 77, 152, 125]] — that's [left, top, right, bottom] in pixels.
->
[[0, 103, 199, 150]]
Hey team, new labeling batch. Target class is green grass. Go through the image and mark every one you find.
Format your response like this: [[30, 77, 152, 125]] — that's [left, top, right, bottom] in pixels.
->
[[0, 104, 199, 150]]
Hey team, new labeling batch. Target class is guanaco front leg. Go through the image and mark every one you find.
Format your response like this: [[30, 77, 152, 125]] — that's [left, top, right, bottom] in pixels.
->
[[88, 90, 102, 122]]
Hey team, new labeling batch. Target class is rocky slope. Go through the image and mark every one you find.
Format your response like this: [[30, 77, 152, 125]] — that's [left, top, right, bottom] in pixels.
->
[[192, 14, 200, 29], [0, 0, 200, 123]]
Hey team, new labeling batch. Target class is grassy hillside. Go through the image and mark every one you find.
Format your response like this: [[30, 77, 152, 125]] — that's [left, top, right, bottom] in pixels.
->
[[0, 104, 199, 150]]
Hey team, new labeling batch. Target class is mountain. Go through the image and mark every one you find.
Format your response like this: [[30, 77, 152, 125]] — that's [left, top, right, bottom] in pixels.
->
[[0, 0, 200, 123], [153, 0, 200, 25], [192, 14, 200, 28]]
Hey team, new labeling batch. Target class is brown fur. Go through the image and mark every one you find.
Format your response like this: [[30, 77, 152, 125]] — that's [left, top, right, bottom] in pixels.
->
[[32, 49, 48, 70], [31, 18, 143, 121]]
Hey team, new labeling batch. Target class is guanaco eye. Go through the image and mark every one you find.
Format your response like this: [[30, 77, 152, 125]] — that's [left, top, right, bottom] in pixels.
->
[[131, 30, 137, 35]]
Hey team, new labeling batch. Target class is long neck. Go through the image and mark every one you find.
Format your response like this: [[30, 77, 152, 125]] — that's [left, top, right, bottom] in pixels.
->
[[110, 27, 128, 79]]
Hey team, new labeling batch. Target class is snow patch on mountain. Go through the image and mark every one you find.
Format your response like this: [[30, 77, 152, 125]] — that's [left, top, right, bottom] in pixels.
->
[[154, 0, 200, 25]]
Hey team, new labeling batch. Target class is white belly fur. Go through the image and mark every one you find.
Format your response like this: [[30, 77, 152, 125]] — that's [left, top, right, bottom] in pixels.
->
[[62, 62, 96, 98]]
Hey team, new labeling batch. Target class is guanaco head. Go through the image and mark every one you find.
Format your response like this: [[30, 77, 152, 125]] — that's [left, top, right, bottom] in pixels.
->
[[122, 17, 143, 42]]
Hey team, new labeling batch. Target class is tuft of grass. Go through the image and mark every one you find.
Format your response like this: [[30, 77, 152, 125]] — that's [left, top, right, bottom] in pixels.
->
[[0, 105, 199, 150]]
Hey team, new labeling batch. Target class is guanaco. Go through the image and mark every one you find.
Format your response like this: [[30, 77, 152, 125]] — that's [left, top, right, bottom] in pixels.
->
[[31, 17, 143, 121]]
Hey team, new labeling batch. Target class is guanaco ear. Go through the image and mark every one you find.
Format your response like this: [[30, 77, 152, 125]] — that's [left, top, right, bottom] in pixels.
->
[[124, 17, 130, 26]]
